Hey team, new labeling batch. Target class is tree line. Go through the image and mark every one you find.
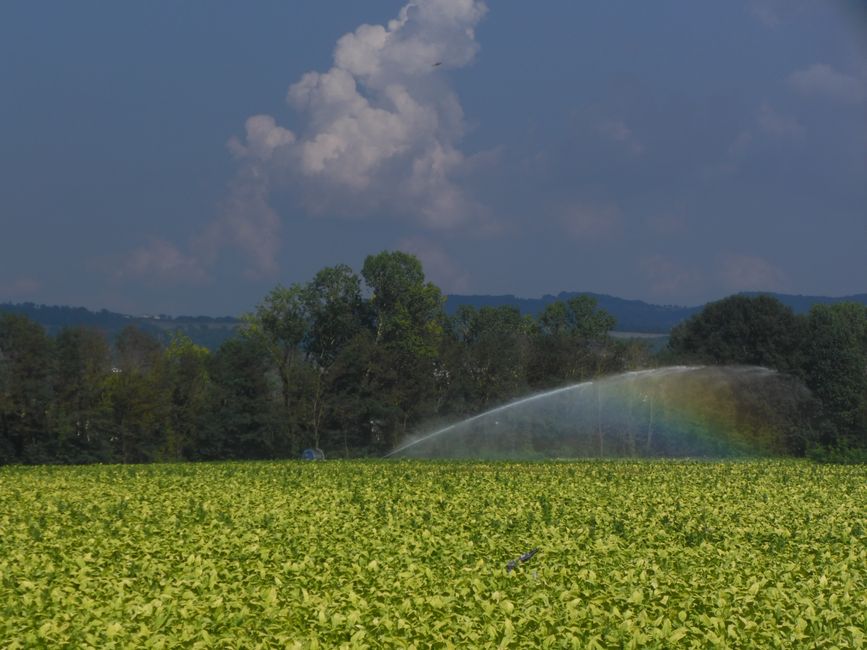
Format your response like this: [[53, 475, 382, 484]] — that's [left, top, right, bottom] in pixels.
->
[[1, 252, 864, 464], [667, 294, 867, 457]]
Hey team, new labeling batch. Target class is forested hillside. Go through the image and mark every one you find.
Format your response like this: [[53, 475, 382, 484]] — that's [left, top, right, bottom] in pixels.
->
[[4, 292, 864, 347], [445, 292, 867, 333], [0, 303, 239, 350]]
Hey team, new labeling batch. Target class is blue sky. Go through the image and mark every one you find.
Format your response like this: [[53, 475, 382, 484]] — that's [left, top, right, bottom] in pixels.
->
[[1, 0, 865, 315]]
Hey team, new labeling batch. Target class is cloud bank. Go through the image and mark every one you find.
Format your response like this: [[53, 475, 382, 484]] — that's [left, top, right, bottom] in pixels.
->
[[233, 0, 488, 226], [124, 0, 488, 283]]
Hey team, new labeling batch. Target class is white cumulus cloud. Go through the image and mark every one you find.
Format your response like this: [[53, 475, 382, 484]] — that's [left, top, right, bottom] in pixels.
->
[[233, 0, 488, 230], [119, 0, 489, 286]]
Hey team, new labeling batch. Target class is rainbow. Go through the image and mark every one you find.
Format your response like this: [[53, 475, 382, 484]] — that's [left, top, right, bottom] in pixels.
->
[[388, 366, 811, 459]]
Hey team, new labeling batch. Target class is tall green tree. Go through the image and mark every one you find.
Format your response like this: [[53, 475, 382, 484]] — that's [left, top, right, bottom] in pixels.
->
[[116, 324, 163, 372], [362, 252, 443, 353], [361, 251, 445, 448], [445, 305, 532, 409], [201, 337, 278, 459], [53, 326, 113, 462], [243, 284, 311, 454], [322, 329, 378, 456], [801, 303, 867, 447], [529, 295, 616, 386], [304, 264, 369, 365], [161, 333, 211, 460], [668, 295, 803, 371], [106, 325, 165, 462], [302, 264, 370, 451], [0, 314, 54, 462]]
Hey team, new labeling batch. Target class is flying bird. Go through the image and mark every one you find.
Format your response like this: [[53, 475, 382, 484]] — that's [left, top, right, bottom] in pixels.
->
[[432, 61, 442, 67]]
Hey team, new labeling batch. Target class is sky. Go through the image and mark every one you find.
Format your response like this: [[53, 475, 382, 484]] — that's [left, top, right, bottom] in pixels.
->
[[1, 0, 865, 316]]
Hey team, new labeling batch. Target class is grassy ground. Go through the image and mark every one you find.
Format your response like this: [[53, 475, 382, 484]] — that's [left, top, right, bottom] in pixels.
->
[[1, 460, 865, 648]]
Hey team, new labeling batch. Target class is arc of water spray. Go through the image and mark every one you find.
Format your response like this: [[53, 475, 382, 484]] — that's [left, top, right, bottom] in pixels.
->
[[384, 366, 703, 458]]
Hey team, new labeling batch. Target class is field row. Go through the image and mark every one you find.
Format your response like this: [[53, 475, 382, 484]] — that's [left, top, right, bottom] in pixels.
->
[[1, 460, 865, 647]]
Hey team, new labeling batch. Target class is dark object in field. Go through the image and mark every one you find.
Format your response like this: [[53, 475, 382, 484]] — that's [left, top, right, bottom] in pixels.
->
[[301, 448, 325, 461], [506, 547, 539, 572]]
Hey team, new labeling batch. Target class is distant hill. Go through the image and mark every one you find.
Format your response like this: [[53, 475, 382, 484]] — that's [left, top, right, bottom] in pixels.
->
[[739, 292, 867, 314], [445, 291, 867, 334], [3, 292, 865, 348], [445, 292, 697, 333], [0, 303, 241, 350]]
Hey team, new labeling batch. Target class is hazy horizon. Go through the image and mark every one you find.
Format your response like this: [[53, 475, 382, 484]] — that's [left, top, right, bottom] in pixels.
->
[[4, 288, 866, 321]]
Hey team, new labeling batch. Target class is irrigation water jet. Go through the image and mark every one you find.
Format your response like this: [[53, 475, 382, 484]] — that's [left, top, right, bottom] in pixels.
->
[[386, 365, 810, 459]]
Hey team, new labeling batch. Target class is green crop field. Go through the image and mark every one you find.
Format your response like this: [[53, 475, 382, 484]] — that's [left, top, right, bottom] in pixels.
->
[[1, 461, 865, 648]]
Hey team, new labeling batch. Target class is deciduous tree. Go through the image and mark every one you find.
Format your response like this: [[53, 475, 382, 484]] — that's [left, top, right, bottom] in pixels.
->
[[668, 295, 803, 371], [53, 326, 112, 462], [801, 303, 867, 447], [243, 285, 311, 453], [0, 314, 54, 462], [361, 251, 445, 448]]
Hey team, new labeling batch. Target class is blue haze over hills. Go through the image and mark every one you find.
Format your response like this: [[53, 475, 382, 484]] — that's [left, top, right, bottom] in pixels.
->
[[2, 292, 865, 350], [445, 292, 867, 333]]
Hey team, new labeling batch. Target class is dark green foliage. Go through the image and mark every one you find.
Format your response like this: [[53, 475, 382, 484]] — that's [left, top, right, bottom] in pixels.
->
[[805, 442, 867, 465], [800, 304, 867, 448], [51, 327, 113, 462], [668, 296, 867, 455], [443, 305, 532, 409], [161, 334, 211, 459], [321, 329, 381, 456], [304, 264, 370, 366], [200, 337, 278, 460], [0, 255, 862, 464], [106, 326, 167, 463], [361, 251, 445, 449], [301, 265, 371, 452], [241, 284, 310, 455], [0, 314, 55, 462], [668, 295, 803, 371], [528, 295, 618, 387]]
